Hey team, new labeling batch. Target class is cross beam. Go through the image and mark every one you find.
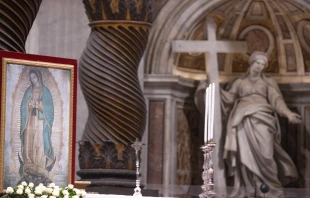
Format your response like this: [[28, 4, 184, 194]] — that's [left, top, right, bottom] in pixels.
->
[[171, 16, 248, 87], [172, 17, 247, 54], [172, 40, 247, 53]]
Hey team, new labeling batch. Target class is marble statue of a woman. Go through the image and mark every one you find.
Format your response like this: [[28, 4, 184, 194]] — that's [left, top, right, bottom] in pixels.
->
[[221, 51, 301, 198]]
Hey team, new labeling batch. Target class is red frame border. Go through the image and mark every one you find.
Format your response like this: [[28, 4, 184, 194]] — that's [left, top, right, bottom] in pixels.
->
[[0, 50, 77, 186]]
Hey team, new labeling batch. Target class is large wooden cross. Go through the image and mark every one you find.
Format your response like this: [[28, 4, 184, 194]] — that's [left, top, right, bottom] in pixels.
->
[[171, 17, 247, 196], [172, 17, 247, 83]]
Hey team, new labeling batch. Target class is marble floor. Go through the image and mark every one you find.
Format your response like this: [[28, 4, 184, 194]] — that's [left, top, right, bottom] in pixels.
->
[[89, 184, 310, 197], [184, 186, 310, 198]]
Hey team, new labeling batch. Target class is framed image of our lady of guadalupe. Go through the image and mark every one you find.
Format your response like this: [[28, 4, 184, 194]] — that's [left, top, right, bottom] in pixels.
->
[[0, 51, 77, 191]]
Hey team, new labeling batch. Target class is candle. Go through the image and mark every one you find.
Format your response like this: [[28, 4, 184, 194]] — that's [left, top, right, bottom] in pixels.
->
[[208, 84, 212, 142], [210, 83, 215, 142], [204, 87, 209, 144]]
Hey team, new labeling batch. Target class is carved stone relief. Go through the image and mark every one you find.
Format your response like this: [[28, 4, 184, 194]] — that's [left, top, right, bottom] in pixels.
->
[[176, 105, 201, 186]]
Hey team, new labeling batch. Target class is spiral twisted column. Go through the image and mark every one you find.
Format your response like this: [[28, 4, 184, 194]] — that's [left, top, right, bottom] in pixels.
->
[[0, 0, 42, 52], [80, 0, 152, 146], [78, 2, 152, 191], [79, 21, 150, 145]]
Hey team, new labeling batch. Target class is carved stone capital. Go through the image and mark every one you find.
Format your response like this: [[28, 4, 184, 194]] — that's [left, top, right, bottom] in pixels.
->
[[83, 0, 152, 22]]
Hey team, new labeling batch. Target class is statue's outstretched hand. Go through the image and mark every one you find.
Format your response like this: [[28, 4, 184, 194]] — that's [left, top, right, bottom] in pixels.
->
[[288, 112, 302, 124]]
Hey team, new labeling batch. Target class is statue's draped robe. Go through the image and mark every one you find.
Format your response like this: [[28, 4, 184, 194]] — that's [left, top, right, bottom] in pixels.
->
[[221, 74, 297, 198], [20, 85, 54, 177]]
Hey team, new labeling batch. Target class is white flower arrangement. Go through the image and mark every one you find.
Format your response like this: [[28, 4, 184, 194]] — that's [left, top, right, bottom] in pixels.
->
[[2, 182, 86, 198]]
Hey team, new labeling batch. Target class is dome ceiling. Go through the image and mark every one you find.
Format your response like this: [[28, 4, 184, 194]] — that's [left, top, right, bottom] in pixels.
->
[[175, 0, 310, 78]]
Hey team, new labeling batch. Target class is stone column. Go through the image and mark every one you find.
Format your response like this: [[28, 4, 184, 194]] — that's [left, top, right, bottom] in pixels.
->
[[0, 0, 42, 52], [143, 75, 203, 197], [77, 0, 152, 193]]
